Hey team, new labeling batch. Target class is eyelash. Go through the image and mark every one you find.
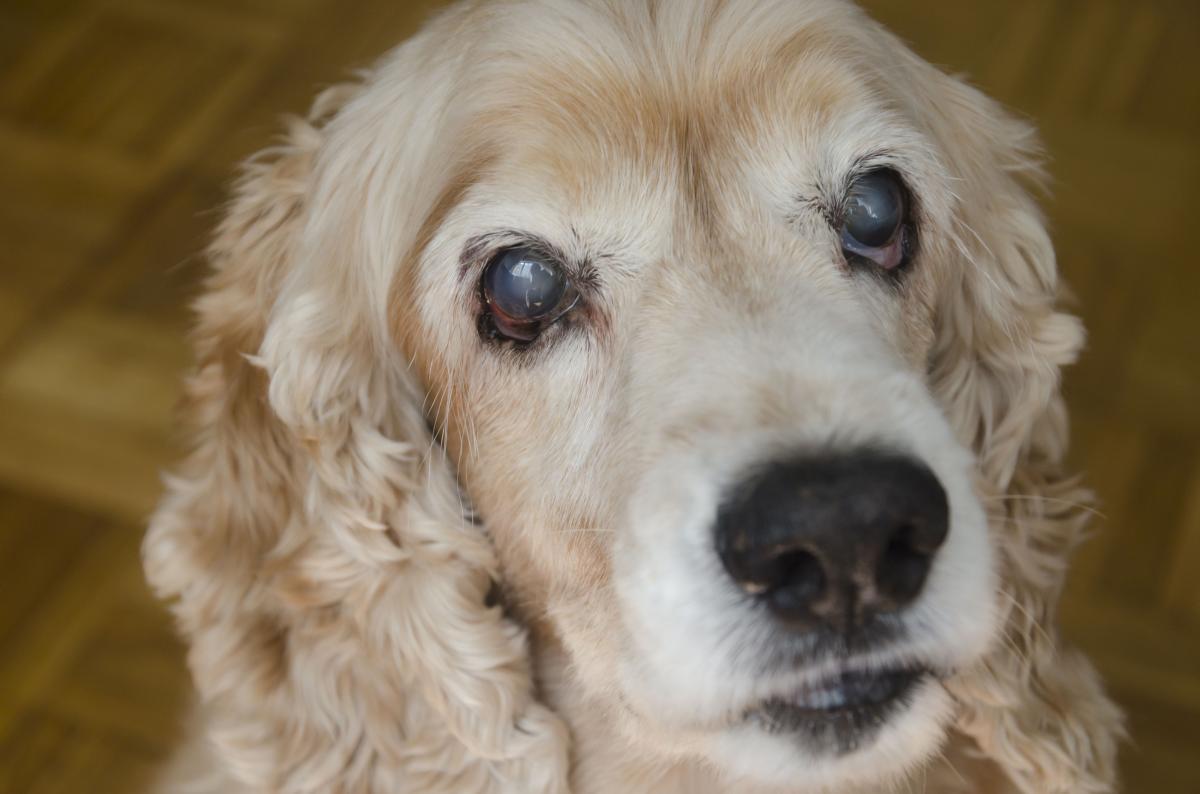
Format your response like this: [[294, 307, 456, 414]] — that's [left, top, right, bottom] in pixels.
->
[[471, 237, 589, 347], [469, 166, 917, 346], [824, 167, 917, 275]]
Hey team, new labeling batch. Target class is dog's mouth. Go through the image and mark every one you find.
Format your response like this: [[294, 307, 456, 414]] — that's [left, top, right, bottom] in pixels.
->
[[747, 666, 928, 754]]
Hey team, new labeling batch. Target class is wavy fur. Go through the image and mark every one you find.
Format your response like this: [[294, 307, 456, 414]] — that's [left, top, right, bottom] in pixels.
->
[[145, 1, 1121, 792]]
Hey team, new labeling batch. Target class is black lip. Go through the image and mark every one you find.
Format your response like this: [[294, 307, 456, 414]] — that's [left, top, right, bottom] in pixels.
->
[[749, 667, 927, 755]]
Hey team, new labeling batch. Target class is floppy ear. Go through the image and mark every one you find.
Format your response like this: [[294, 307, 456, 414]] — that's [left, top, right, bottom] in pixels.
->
[[917, 73, 1124, 793], [144, 41, 569, 794]]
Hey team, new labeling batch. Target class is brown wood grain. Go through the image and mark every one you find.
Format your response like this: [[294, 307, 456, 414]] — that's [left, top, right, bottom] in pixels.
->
[[1, 1, 1196, 791]]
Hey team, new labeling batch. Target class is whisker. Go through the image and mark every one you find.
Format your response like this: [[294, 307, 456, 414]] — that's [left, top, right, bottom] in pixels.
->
[[994, 621, 1034, 670], [999, 589, 1055, 650], [982, 494, 1107, 520], [931, 745, 969, 789], [551, 527, 618, 534]]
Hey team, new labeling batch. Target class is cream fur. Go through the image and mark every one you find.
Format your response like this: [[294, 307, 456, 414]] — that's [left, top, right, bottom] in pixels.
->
[[145, 1, 1123, 792]]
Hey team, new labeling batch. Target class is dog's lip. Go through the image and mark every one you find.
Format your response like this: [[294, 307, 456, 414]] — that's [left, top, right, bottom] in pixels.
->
[[746, 666, 928, 731]]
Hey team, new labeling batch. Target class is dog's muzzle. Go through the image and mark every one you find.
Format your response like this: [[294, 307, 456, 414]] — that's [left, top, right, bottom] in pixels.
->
[[713, 449, 949, 748]]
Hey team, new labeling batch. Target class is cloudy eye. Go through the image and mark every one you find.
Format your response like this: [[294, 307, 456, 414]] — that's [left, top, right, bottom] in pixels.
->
[[482, 247, 577, 342], [840, 169, 911, 271]]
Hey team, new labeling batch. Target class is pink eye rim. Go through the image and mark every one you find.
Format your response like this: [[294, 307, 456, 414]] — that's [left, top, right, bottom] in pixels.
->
[[838, 168, 915, 273], [840, 222, 910, 271]]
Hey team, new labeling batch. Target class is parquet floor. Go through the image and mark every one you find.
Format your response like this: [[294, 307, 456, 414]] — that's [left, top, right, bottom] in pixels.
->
[[0, 1, 1196, 792]]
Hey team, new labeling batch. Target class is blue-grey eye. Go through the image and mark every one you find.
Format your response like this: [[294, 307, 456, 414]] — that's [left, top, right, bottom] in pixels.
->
[[482, 247, 574, 341], [840, 170, 909, 271]]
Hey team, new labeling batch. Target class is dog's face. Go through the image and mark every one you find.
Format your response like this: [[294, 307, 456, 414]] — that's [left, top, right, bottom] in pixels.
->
[[143, 0, 1121, 786], [376, 1, 1002, 789], [267, 0, 1043, 788]]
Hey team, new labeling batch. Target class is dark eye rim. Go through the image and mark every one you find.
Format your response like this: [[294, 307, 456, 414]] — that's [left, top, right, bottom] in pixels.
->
[[837, 167, 917, 275], [477, 242, 581, 346]]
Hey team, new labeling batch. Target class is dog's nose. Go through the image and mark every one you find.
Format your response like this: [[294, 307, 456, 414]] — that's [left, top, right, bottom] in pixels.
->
[[714, 451, 949, 634]]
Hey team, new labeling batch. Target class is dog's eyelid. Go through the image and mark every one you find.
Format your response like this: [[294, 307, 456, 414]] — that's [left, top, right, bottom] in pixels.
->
[[462, 231, 611, 302], [791, 154, 917, 221], [461, 231, 572, 274], [477, 241, 586, 346], [822, 165, 919, 275]]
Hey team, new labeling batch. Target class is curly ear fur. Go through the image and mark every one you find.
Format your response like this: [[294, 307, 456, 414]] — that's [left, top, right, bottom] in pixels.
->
[[916, 73, 1124, 793], [144, 40, 569, 794], [148, 6, 1121, 792]]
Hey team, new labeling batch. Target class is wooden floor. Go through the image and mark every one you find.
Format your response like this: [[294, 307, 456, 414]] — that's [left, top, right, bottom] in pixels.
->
[[0, 1, 1196, 792]]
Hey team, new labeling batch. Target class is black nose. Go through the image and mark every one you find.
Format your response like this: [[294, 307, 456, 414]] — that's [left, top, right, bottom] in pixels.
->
[[715, 451, 949, 634]]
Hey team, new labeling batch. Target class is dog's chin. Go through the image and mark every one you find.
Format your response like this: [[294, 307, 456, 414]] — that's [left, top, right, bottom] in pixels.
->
[[705, 670, 954, 791], [749, 665, 928, 752]]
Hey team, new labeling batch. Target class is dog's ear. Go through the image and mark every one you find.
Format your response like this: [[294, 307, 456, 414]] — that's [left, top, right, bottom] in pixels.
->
[[912, 68, 1124, 792], [144, 31, 569, 794]]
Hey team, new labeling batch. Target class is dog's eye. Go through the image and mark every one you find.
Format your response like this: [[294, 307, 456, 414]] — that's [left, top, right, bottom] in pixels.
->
[[840, 170, 910, 271], [482, 247, 577, 342]]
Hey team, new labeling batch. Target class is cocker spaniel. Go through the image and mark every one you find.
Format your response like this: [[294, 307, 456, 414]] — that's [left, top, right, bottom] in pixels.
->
[[145, 0, 1124, 791]]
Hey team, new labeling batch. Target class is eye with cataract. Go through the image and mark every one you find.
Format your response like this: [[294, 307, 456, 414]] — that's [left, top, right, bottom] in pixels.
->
[[839, 169, 912, 272], [481, 246, 579, 343]]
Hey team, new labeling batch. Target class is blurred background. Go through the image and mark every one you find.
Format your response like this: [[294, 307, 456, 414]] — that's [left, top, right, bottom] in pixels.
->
[[0, 0, 1196, 791]]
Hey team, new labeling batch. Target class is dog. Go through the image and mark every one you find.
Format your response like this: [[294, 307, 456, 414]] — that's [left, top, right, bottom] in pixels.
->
[[145, 0, 1123, 791]]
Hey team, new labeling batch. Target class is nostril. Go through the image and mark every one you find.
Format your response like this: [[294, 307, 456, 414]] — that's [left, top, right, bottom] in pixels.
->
[[875, 524, 934, 608], [715, 451, 949, 630], [764, 548, 826, 615]]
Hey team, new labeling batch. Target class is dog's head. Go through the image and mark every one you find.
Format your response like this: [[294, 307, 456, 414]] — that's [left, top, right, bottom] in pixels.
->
[[147, 1, 1122, 792]]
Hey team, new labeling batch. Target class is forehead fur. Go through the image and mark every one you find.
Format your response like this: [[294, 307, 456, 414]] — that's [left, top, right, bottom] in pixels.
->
[[385, 0, 958, 402], [421, 0, 949, 291], [455, 0, 900, 169]]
